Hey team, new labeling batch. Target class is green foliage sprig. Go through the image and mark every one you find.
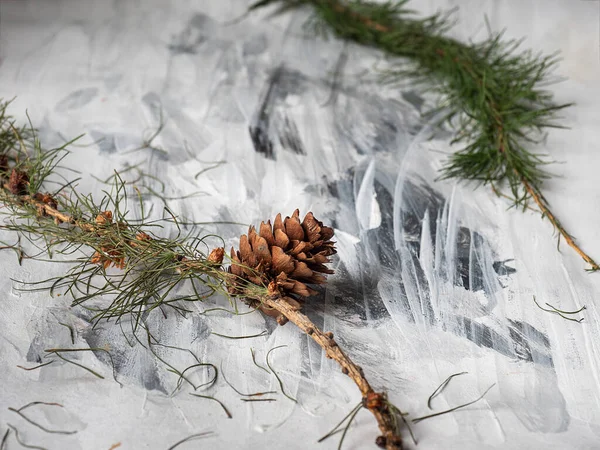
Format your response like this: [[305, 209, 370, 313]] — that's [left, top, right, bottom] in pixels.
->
[[0, 100, 248, 330], [0, 100, 405, 449], [250, 0, 598, 271]]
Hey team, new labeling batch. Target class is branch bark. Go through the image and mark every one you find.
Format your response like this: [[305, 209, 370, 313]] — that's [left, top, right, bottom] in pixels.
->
[[520, 177, 599, 271], [262, 294, 403, 450]]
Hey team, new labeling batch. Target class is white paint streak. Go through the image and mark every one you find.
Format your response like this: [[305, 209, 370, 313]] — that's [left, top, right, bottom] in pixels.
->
[[1, 1, 600, 449]]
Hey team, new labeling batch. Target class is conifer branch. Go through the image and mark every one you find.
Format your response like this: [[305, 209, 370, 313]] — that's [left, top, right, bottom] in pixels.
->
[[1, 171, 404, 450], [249, 0, 599, 271], [0, 101, 403, 449]]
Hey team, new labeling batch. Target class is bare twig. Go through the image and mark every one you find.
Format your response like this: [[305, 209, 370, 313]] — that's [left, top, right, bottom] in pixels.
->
[[261, 295, 403, 450], [521, 178, 599, 271]]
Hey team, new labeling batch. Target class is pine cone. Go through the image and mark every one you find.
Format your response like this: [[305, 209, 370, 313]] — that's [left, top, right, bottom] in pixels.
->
[[227, 209, 335, 317]]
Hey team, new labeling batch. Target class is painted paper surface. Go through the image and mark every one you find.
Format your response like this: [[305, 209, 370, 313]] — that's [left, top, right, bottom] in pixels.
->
[[1, 1, 600, 449]]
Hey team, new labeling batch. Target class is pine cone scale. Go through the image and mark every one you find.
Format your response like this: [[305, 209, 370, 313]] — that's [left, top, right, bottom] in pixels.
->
[[274, 228, 289, 248], [259, 221, 275, 246]]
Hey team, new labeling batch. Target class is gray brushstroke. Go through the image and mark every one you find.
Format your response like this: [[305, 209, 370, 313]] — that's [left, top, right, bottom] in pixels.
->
[[55, 88, 98, 112]]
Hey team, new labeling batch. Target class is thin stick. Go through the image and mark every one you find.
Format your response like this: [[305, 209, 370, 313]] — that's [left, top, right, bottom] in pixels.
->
[[3, 186, 87, 230], [262, 295, 403, 450], [521, 178, 599, 271]]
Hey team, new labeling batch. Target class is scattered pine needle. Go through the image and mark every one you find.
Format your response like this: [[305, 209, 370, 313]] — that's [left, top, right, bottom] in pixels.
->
[[6, 424, 47, 450], [1, 429, 9, 450], [265, 345, 297, 403], [387, 402, 417, 446], [211, 330, 267, 340], [189, 394, 232, 419], [413, 383, 496, 423], [250, 348, 270, 374], [532, 296, 585, 323], [8, 401, 76, 435], [427, 371, 468, 409], [139, 327, 217, 395], [221, 363, 276, 397], [57, 322, 76, 344], [49, 352, 105, 380], [44, 348, 122, 386], [17, 361, 54, 371], [318, 402, 362, 444], [167, 431, 214, 450]]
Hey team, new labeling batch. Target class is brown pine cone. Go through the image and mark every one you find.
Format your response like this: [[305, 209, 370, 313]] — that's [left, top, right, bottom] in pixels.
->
[[227, 209, 336, 317]]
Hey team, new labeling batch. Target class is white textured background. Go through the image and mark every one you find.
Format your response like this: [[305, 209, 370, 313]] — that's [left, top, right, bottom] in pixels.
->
[[1, 1, 600, 449]]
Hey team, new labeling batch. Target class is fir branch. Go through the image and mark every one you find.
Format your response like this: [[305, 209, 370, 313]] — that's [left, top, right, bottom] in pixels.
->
[[249, 0, 599, 271]]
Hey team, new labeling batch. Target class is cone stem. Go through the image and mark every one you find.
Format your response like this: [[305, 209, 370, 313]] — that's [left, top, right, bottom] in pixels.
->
[[262, 294, 403, 449]]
